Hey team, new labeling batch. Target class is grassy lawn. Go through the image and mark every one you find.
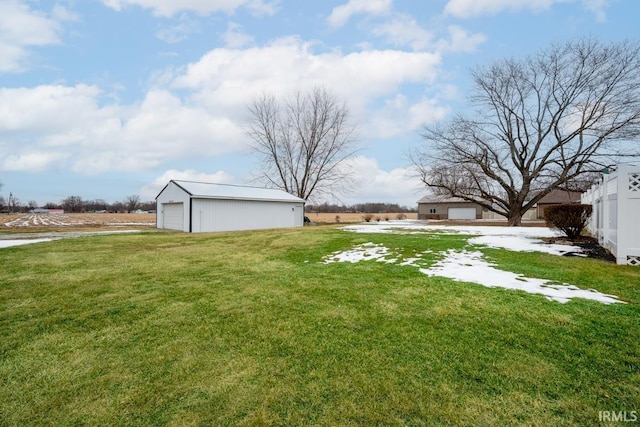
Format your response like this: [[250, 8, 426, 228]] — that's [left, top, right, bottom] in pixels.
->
[[1, 226, 639, 426]]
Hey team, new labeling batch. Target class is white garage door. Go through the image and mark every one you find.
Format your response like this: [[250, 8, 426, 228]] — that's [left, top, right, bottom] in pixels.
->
[[163, 203, 184, 230], [448, 207, 476, 220]]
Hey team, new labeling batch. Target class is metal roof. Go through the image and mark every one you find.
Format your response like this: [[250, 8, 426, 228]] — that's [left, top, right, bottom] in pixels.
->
[[170, 180, 306, 203], [417, 195, 474, 204]]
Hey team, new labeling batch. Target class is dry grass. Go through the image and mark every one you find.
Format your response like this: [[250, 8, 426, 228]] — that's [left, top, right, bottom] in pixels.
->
[[307, 212, 417, 223]]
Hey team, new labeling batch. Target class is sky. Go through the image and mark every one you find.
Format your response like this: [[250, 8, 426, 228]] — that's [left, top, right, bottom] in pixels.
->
[[0, 0, 638, 208]]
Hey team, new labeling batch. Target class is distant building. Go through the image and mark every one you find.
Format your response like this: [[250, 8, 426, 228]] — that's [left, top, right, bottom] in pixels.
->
[[417, 196, 482, 220], [535, 190, 582, 219]]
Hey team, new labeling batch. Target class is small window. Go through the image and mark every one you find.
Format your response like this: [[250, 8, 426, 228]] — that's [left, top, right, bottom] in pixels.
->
[[429, 208, 436, 214]]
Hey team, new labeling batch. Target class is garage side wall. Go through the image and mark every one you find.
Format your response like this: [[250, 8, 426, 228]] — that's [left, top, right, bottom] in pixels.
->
[[156, 183, 191, 232], [191, 198, 304, 233]]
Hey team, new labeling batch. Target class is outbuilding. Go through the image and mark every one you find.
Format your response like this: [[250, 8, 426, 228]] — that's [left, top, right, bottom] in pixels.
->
[[156, 180, 306, 233], [417, 195, 482, 220]]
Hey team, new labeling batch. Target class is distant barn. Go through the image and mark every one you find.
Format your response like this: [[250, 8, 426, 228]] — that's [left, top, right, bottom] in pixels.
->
[[156, 180, 306, 233]]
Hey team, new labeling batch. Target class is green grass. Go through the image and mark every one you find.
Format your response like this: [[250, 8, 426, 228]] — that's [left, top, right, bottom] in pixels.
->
[[1, 227, 639, 426]]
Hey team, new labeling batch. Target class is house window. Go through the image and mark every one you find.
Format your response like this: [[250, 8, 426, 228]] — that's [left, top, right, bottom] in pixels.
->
[[429, 208, 436, 214]]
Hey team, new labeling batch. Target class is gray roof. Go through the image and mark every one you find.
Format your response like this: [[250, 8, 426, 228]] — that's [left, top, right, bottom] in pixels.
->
[[170, 180, 306, 203]]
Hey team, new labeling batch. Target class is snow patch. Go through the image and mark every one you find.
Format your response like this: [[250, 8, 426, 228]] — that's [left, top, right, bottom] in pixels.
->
[[321, 221, 624, 304], [421, 250, 622, 304], [0, 239, 56, 248], [323, 242, 398, 264]]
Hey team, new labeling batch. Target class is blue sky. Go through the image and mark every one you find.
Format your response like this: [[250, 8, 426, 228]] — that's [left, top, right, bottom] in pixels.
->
[[0, 0, 637, 207]]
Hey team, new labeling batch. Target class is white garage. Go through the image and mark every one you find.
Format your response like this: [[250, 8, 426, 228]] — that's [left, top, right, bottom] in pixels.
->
[[156, 180, 306, 233], [162, 203, 184, 231], [447, 207, 478, 220]]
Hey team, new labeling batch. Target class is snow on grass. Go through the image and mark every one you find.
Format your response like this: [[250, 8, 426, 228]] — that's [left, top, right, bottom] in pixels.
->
[[0, 239, 56, 248], [0, 230, 143, 249], [323, 242, 398, 264], [322, 220, 624, 304], [421, 250, 621, 304]]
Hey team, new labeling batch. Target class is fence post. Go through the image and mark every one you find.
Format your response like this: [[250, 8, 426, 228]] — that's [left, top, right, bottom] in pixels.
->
[[616, 166, 640, 265]]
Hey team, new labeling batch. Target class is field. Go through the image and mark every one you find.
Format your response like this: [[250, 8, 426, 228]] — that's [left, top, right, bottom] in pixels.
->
[[1, 212, 156, 231], [1, 222, 639, 425], [0, 212, 414, 230]]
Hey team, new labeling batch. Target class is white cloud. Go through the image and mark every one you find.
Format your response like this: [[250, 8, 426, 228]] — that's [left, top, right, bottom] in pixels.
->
[[372, 15, 485, 53], [156, 14, 201, 43], [444, 0, 609, 20], [2, 151, 70, 172], [371, 14, 434, 51], [328, 0, 393, 28], [338, 156, 423, 207], [0, 38, 446, 180], [368, 94, 449, 139], [583, 0, 608, 22], [140, 169, 235, 199], [0, 84, 110, 134], [51, 5, 80, 22], [0, 0, 65, 72], [437, 25, 486, 53], [221, 22, 254, 48], [0, 84, 245, 175], [101, 0, 278, 17], [172, 37, 442, 116]]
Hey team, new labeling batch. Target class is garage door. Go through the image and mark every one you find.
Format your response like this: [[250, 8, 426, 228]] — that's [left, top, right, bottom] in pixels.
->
[[163, 203, 184, 230], [448, 207, 476, 220]]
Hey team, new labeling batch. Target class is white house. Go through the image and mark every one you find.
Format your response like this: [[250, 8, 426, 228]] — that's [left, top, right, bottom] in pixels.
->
[[156, 180, 306, 233]]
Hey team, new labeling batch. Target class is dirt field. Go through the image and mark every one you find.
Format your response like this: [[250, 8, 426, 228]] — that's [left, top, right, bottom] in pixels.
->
[[0, 212, 416, 231], [1, 213, 156, 232]]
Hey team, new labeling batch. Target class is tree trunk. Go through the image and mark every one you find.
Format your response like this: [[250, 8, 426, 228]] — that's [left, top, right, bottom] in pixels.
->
[[507, 211, 522, 226]]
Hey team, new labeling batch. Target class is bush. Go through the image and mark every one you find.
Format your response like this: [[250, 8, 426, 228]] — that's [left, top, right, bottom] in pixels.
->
[[396, 213, 407, 220], [544, 204, 593, 238], [362, 213, 374, 222]]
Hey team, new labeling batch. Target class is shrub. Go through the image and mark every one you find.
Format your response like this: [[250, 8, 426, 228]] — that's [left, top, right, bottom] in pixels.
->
[[544, 204, 593, 238], [335, 215, 341, 223], [396, 213, 407, 220], [362, 213, 374, 222]]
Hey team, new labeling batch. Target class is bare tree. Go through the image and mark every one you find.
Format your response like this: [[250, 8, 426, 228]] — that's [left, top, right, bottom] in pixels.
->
[[245, 86, 358, 202], [62, 196, 84, 213], [413, 38, 640, 225], [8, 193, 21, 213], [125, 195, 140, 213]]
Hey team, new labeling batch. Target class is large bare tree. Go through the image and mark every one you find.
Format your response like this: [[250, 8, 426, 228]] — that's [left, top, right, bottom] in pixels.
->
[[245, 86, 358, 202], [413, 39, 640, 225]]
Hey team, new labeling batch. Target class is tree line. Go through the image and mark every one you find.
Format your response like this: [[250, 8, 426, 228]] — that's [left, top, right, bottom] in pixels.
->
[[0, 194, 155, 214], [305, 202, 416, 214]]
